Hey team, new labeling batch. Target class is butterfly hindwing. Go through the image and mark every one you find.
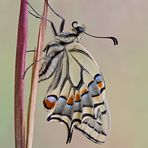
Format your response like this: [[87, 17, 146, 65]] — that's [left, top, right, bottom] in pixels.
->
[[40, 42, 110, 144]]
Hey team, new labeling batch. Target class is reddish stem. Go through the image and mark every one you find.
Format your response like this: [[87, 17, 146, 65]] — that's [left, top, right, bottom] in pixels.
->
[[14, 0, 28, 148], [26, 1, 48, 148]]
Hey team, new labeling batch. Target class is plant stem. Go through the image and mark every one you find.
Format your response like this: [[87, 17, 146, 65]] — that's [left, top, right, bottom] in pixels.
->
[[26, 1, 48, 148], [14, 0, 28, 148]]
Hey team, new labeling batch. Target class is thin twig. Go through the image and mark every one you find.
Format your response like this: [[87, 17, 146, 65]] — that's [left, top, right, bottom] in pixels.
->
[[14, 0, 28, 148], [26, 1, 48, 148]]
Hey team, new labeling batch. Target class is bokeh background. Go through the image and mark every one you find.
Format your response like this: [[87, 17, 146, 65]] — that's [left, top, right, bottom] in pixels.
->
[[1, 0, 148, 148]]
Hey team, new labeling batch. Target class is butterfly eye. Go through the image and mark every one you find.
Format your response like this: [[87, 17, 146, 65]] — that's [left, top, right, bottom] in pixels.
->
[[43, 95, 57, 109], [72, 21, 86, 33]]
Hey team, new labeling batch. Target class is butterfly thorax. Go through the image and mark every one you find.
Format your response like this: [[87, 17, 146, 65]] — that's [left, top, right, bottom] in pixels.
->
[[55, 31, 81, 45], [54, 21, 86, 44]]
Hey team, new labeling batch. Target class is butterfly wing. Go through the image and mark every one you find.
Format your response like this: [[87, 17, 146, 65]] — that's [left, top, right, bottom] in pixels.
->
[[40, 42, 111, 144], [39, 43, 64, 93]]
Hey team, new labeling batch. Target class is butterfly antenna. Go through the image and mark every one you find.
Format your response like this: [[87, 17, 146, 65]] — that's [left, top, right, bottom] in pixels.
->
[[84, 31, 118, 45]]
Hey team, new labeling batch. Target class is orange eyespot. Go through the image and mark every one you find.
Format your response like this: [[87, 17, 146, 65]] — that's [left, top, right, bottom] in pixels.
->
[[43, 98, 56, 109]]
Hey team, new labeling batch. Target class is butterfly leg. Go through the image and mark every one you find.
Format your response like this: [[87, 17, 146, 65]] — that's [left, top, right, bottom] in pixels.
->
[[59, 17, 65, 33], [27, 1, 58, 36], [47, 0, 65, 33]]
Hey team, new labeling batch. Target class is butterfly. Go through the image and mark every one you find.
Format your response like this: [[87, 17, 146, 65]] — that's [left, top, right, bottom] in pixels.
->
[[28, 1, 118, 144]]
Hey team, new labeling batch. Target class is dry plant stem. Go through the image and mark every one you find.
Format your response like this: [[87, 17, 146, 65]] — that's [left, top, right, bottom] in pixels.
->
[[14, 0, 28, 148], [26, 1, 48, 148]]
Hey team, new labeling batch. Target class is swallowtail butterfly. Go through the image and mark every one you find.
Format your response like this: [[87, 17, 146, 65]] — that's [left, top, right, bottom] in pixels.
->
[[28, 0, 118, 144]]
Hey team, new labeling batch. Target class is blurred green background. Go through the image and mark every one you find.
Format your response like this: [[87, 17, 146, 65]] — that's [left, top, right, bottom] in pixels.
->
[[1, 0, 148, 148]]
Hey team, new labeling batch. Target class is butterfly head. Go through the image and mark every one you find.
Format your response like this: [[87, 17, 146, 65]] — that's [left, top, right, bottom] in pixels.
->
[[72, 21, 86, 34]]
